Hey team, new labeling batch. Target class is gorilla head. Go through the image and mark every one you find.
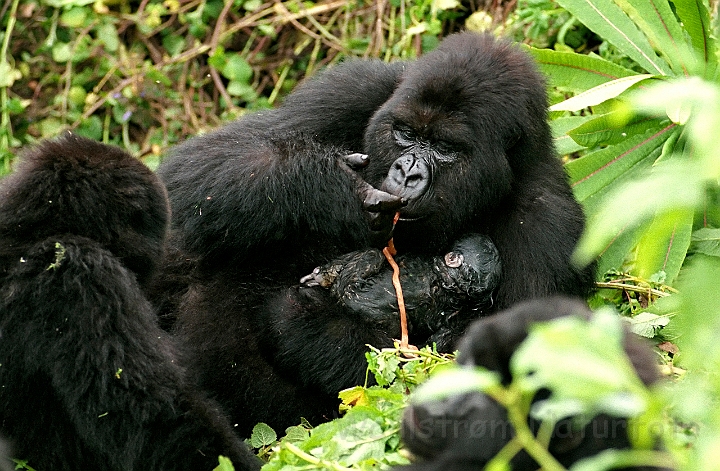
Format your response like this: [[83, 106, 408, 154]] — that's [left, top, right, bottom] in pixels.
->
[[0, 132, 169, 284], [361, 34, 552, 253]]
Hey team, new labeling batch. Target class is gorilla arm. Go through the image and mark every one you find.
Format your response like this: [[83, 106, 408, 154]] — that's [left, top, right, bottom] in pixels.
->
[[159, 136, 404, 266]]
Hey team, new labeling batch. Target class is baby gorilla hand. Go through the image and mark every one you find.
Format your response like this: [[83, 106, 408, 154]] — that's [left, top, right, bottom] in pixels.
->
[[339, 153, 406, 247]]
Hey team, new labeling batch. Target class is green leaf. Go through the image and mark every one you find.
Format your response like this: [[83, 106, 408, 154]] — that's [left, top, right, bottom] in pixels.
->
[[222, 54, 253, 83], [553, 116, 591, 156], [575, 159, 704, 268], [549, 75, 656, 112], [410, 366, 501, 404], [567, 123, 677, 204], [0, 62, 22, 87], [625, 312, 670, 338], [52, 42, 74, 63], [568, 113, 667, 148], [670, 0, 717, 71], [283, 425, 310, 443], [59, 7, 87, 28], [635, 208, 693, 284], [690, 227, 720, 257], [554, 0, 672, 75], [512, 310, 649, 418], [249, 422, 277, 448], [97, 22, 120, 52], [527, 47, 638, 94], [213, 456, 235, 471], [614, 0, 697, 75]]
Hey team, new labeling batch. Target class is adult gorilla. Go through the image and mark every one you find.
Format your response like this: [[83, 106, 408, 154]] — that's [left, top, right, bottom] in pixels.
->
[[154, 33, 595, 435], [0, 134, 260, 470]]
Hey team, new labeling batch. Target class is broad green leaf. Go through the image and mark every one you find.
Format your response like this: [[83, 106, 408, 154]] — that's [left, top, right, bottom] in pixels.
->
[[59, 7, 87, 28], [625, 312, 670, 338], [410, 366, 500, 404], [575, 159, 704, 267], [554, 0, 672, 75], [512, 311, 648, 418], [549, 75, 655, 112], [222, 55, 253, 83], [635, 208, 694, 285], [0, 62, 21, 87], [690, 227, 720, 257], [592, 221, 642, 276], [568, 113, 667, 148], [670, 0, 717, 71], [552, 115, 592, 156], [97, 22, 120, 52], [566, 123, 677, 204], [615, 0, 698, 75], [214, 456, 235, 471], [527, 47, 638, 94], [249, 422, 277, 448]]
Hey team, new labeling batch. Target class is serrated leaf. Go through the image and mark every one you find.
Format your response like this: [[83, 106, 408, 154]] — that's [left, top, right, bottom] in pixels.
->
[[554, 0, 672, 75], [550, 75, 655, 112], [283, 425, 310, 443], [625, 312, 670, 338], [249, 422, 277, 448]]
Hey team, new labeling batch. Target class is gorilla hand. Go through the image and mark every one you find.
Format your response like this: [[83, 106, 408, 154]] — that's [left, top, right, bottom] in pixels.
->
[[339, 153, 406, 247]]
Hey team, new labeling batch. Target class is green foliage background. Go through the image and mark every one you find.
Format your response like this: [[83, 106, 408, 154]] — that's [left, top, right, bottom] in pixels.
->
[[5, 0, 720, 470]]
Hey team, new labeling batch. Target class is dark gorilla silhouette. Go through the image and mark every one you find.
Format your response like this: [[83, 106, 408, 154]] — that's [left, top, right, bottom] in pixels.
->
[[399, 297, 667, 471], [154, 32, 595, 435], [299, 233, 502, 351], [0, 134, 260, 471]]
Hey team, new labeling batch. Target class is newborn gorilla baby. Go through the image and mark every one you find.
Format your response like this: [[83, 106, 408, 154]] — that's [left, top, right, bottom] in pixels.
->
[[300, 233, 501, 351], [399, 297, 666, 471]]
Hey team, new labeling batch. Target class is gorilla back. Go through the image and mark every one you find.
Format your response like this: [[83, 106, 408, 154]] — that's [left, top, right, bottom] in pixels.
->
[[0, 134, 259, 471]]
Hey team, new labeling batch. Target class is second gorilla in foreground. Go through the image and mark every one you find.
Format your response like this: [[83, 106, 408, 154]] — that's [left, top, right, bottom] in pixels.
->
[[155, 33, 596, 434]]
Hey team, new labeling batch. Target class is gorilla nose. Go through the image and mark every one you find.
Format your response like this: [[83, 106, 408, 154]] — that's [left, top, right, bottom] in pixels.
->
[[382, 155, 430, 200]]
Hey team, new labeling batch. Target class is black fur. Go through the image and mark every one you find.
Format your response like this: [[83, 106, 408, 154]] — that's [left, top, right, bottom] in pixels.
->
[[399, 297, 665, 470], [0, 134, 260, 471], [154, 33, 595, 434]]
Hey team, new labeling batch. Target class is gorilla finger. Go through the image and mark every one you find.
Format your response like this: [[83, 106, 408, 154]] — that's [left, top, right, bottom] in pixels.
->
[[363, 189, 406, 212], [340, 153, 370, 170]]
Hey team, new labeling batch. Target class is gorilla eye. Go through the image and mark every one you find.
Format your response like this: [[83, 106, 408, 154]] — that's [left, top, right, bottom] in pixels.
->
[[434, 140, 454, 154], [393, 125, 416, 144]]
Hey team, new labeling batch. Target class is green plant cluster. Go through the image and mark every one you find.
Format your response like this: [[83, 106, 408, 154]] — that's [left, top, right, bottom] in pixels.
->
[[239, 345, 454, 471], [0, 0, 480, 174]]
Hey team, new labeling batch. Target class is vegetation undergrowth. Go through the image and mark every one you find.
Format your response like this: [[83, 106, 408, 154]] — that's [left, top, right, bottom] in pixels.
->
[[5, 0, 720, 470]]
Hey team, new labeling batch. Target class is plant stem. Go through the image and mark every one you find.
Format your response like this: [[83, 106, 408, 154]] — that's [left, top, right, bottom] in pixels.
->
[[0, 0, 20, 165], [283, 442, 354, 471]]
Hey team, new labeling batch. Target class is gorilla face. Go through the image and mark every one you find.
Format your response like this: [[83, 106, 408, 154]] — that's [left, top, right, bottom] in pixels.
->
[[359, 34, 551, 252]]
